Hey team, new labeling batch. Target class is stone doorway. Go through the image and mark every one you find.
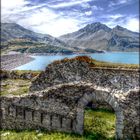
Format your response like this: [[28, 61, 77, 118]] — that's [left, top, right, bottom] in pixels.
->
[[84, 102, 116, 139], [76, 91, 124, 139]]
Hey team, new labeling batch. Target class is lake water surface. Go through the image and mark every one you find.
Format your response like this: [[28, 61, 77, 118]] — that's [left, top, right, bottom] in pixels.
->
[[14, 52, 139, 70]]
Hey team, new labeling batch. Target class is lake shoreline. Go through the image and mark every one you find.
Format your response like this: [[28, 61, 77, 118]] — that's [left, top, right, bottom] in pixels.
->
[[1, 52, 97, 70], [23, 51, 104, 56], [1, 52, 139, 70], [1, 52, 104, 70], [1, 54, 35, 70]]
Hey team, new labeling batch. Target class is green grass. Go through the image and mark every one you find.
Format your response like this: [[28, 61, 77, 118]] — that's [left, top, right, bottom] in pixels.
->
[[1, 79, 31, 96], [1, 70, 41, 75], [84, 109, 115, 139], [90, 59, 139, 69], [0, 109, 115, 140]]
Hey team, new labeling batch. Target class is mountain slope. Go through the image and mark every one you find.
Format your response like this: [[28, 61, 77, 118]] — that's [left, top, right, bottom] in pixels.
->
[[1, 23, 74, 54], [59, 22, 140, 52]]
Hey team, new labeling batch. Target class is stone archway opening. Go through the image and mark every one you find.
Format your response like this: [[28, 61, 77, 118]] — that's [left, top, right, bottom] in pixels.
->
[[77, 91, 124, 139], [84, 101, 116, 139]]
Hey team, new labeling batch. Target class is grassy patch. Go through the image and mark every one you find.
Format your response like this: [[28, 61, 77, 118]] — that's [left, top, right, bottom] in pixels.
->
[[90, 59, 139, 69], [0, 109, 115, 140], [6, 70, 41, 75], [84, 109, 115, 139], [1, 79, 31, 96]]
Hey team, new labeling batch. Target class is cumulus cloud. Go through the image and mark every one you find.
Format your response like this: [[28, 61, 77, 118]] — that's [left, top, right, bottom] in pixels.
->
[[124, 18, 139, 32], [109, 14, 124, 19], [103, 14, 139, 32], [1, 0, 91, 36], [1, 0, 45, 22], [19, 8, 83, 36], [2, 0, 27, 9], [92, 5, 103, 11], [85, 11, 92, 16], [1, 0, 139, 37], [2, 0, 26, 19], [81, 3, 91, 9], [32, 19, 81, 36]]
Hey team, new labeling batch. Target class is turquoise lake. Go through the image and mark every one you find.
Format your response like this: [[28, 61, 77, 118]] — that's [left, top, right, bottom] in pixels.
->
[[14, 52, 139, 70]]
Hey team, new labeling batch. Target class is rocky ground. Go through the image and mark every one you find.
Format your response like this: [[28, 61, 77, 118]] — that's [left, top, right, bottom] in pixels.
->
[[1, 54, 35, 70]]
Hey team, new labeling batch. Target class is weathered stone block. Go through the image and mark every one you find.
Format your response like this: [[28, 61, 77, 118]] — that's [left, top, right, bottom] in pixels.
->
[[52, 115, 61, 129], [25, 110, 32, 121], [42, 114, 51, 129], [1, 108, 7, 119], [34, 111, 41, 123], [16, 107, 24, 119], [8, 106, 16, 117], [62, 118, 72, 131]]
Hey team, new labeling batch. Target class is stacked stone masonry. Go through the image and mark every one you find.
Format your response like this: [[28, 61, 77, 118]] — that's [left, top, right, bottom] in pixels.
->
[[1, 57, 140, 140]]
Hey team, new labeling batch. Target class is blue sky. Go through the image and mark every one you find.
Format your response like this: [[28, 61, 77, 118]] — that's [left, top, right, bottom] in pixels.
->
[[1, 0, 139, 36]]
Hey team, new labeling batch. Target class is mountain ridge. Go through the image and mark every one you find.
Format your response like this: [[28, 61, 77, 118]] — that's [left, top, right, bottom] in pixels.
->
[[1, 23, 75, 54], [59, 22, 139, 52], [1, 22, 139, 53]]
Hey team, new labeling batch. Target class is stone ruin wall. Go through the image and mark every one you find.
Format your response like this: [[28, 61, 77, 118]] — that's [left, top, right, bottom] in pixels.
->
[[29, 58, 139, 93], [1, 93, 76, 133], [1, 84, 89, 134], [1, 57, 140, 139]]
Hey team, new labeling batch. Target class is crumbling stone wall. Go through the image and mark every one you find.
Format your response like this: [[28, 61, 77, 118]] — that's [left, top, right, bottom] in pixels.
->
[[29, 58, 139, 92], [1, 56, 139, 140]]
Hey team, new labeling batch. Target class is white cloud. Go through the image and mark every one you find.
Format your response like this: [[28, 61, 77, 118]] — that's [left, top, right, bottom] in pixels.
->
[[1, 0, 28, 15], [92, 5, 103, 11], [2, 0, 27, 9], [1, 0, 44, 22], [109, 0, 130, 7], [103, 14, 139, 32], [84, 5, 103, 16], [1, 0, 89, 36], [31, 18, 80, 37], [109, 14, 124, 19], [125, 18, 139, 32], [119, 0, 128, 4], [18, 8, 83, 37], [85, 11, 92, 16], [2, 0, 138, 38], [81, 3, 91, 9], [48, 0, 92, 8]]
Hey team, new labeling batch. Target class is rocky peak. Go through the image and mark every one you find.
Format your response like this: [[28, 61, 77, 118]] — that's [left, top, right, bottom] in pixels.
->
[[80, 22, 111, 33], [113, 25, 126, 31]]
